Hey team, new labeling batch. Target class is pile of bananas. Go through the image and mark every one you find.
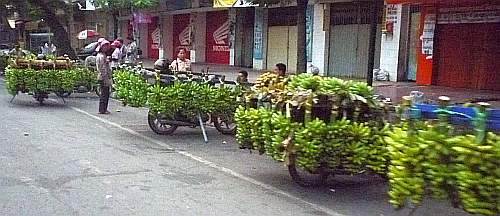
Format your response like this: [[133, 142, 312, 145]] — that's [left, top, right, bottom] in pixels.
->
[[113, 68, 241, 119], [386, 121, 500, 215], [236, 73, 389, 174], [113, 69, 149, 107], [235, 107, 391, 174], [450, 133, 500, 215], [4, 66, 77, 95]]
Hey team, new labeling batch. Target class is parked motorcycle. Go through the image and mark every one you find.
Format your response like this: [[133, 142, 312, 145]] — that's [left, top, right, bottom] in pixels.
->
[[146, 73, 238, 136]]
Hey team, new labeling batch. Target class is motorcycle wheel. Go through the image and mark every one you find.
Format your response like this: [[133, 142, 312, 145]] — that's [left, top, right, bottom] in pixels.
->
[[213, 114, 236, 135], [147, 112, 177, 135], [288, 154, 330, 187]]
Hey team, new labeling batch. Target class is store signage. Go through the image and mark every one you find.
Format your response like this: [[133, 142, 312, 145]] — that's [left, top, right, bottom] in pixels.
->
[[148, 17, 159, 59], [206, 11, 230, 64], [438, 8, 500, 24], [421, 14, 435, 56], [151, 27, 160, 49], [306, 6, 313, 62], [173, 14, 191, 58], [253, 8, 263, 60], [386, 4, 398, 23]]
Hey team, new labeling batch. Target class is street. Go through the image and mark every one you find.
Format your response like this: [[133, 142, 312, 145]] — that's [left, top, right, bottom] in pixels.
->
[[0, 79, 471, 216]]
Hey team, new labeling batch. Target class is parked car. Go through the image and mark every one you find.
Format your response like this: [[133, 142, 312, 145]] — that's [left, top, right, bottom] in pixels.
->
[[77, 42, 98, 60]]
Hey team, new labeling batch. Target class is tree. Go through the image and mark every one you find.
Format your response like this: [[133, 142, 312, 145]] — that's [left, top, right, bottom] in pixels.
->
[[0, 0, 78, 58], [93, 0, 158, 38], [1, 0, 157, 59], [250, 0, 307, 73]]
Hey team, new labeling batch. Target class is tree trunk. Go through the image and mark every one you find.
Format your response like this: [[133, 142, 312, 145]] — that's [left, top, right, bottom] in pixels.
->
[[27, 0, 77, 59], [296, 0, 308, 74], [113, 11, 119, 39]]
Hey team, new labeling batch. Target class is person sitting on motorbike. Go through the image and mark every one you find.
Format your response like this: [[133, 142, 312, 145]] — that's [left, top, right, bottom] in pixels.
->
[[170, 48, 190, 72]]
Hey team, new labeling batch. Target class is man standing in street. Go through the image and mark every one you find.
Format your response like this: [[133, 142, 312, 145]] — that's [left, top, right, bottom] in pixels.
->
[[96, 39, 112, 115]]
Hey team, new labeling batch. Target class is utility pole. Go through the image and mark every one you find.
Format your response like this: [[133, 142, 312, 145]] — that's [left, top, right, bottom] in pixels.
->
[[367, 0, 381, 86]]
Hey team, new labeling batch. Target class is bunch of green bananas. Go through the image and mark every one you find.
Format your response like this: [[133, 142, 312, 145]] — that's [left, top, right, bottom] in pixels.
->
[[386, 126, 425, 208], [113, 69, 149, 107], [74, 67, 98, 89], [268, 112, 297, 161], [4, 67, 78, 95], [235, 106, 253, 149], [287, 73, 322, 92], [294, 119, 326, 171], [449, 133, 500, 215], [387, 119, 500, 215]]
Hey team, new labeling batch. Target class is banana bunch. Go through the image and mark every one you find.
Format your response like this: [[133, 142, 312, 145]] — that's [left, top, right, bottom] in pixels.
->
[[294, 119, 326, 171], [254, 71, 281, 90], [4, 67, 78, 95], [365, 124, 390, 175], [235, 106, 253, 149], [268, 112, 296, 161], [234, 107, 274, 153], [386, 126, 425, 208], [450, 133, 500, 215], [113, 69, 149, 107], [287, 73, 322, 92], [418, 125, 455, 200]]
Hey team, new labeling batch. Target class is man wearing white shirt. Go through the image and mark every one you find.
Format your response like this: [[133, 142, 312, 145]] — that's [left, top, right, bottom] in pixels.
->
[[170, 48, 191, 72]]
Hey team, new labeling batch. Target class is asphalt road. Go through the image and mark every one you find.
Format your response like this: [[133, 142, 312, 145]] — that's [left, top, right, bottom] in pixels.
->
[[0, 79, 472, 216]]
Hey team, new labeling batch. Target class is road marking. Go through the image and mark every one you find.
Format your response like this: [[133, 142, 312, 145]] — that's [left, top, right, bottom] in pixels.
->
[[67, 105, 345, 216]]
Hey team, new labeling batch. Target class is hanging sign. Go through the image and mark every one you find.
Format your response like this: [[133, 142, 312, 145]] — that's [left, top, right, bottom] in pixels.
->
[[421, 14, 435, 56], [438, 6, 500, 24], [386, 4, 398, 23], [253, 8, 263, 60], [306, 6, 314, 62]]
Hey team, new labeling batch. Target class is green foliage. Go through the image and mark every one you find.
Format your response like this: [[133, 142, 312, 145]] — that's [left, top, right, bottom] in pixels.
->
[[74, 67, 97, 88], [4, 66, 79, 95]]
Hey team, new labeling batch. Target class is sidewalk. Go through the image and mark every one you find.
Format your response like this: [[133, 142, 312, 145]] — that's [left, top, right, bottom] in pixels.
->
[[139, 59, 500, 107]]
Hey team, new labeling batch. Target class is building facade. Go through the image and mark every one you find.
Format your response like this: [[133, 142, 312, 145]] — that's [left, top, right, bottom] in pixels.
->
[[381, 0, 500, 91]]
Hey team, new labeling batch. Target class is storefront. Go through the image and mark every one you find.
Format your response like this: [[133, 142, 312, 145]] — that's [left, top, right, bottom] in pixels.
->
[[328, 2, 381, 79], [206, 11, 230, 64], [266, 7, 298, 72], [387, 0, 500, 91]]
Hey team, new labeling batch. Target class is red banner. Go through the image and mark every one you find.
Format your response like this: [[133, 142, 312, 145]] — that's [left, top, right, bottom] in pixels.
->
[[205, 11, 230, 64], [172, 14, 191, 59], [147, 17, 159, 59]]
